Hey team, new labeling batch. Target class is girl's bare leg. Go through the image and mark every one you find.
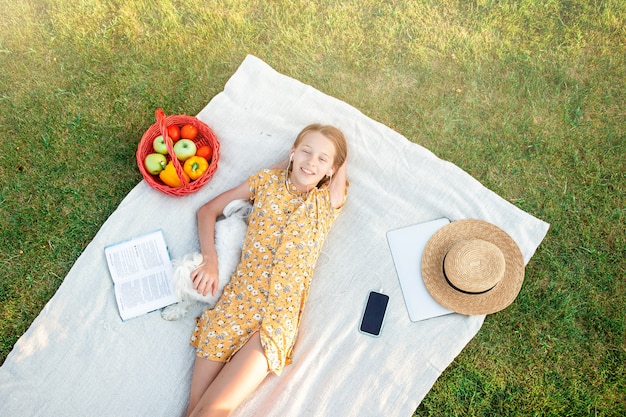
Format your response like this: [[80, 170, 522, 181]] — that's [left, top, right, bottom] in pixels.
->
[[188, 332, 269, 417], [186, 358, 226, 417]]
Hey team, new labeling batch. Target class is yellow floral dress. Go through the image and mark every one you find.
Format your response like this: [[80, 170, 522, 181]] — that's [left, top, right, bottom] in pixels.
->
[[190, 169, 344, 375]]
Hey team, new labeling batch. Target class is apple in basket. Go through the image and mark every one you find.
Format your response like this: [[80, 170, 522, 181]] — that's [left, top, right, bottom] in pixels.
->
[[144, 153, 167, 175], [173, 139, 197, 161], [153, 135, 168, 154]]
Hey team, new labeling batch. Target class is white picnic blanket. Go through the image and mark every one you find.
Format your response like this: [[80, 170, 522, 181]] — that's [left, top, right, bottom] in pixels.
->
[[0, 55, 549, 417]]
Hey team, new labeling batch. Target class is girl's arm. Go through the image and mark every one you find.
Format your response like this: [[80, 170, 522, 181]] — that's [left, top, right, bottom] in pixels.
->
[[191, 180, 250, 296], [329, 160, 348, 209]]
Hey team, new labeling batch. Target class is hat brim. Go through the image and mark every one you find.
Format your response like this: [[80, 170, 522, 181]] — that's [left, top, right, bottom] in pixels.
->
[[421, 219, 525, 315]]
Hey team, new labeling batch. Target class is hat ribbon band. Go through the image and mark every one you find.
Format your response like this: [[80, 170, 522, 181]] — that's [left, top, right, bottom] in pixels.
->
[[442, 265, 498, 295]]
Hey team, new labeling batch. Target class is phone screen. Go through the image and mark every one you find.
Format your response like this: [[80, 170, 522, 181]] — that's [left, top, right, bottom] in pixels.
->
[[359, 291, 390, 337]]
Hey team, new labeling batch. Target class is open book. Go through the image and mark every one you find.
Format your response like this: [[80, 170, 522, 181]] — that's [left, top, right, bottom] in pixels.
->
[[104, 229, 178, 320]]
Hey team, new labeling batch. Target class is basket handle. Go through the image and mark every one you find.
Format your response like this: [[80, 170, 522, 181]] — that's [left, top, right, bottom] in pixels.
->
[[155, 108, 190, 188]]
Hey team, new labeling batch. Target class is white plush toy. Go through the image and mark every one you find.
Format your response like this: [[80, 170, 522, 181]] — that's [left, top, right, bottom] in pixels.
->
[[160, 199, 252, 321]]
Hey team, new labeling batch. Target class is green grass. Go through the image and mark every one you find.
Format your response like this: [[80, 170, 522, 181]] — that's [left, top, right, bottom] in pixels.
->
[[1, 0, 624, 415]]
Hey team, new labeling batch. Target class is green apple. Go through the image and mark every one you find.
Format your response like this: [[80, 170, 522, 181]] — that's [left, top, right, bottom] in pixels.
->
[[153, 135, 168, 154], [173, 139, 197, 161], [144, 153, 167, 175]]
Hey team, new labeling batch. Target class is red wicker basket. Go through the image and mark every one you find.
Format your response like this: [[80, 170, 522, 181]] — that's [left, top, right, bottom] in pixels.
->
[[136, 108, 220, 196]]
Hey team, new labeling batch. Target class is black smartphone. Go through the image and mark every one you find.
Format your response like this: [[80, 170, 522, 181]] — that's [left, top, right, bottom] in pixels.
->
[[359, 291, 390, 337]]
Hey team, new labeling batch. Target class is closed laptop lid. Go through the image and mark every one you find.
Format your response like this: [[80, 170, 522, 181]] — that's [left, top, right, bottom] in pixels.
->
[[387, 218, 454, 322]]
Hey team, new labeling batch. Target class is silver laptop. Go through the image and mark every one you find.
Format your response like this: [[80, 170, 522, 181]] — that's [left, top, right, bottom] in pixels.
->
[[387, 218, 454, 322]]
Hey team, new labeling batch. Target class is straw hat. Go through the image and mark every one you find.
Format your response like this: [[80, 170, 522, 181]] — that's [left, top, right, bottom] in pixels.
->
[[421, 219, 525, 315]]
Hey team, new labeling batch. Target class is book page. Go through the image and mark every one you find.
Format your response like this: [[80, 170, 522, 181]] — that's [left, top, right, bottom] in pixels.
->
[[115, 269, 178, 321], [105, 230, 168, 283], [105, 230, 178, 320]]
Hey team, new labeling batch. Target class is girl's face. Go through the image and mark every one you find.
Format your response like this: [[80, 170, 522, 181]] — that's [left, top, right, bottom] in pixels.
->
[[289, 131, 336, 192]]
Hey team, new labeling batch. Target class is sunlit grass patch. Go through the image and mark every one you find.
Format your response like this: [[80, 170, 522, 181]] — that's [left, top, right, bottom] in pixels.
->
[[1, 0, 624, 415]]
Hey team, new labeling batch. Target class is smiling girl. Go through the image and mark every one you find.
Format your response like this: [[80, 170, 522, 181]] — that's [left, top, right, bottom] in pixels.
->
[[185, 124, 348, 417]]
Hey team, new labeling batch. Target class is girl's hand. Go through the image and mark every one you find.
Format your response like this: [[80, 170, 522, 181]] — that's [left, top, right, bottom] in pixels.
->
[[190, 261, 219, 296]]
